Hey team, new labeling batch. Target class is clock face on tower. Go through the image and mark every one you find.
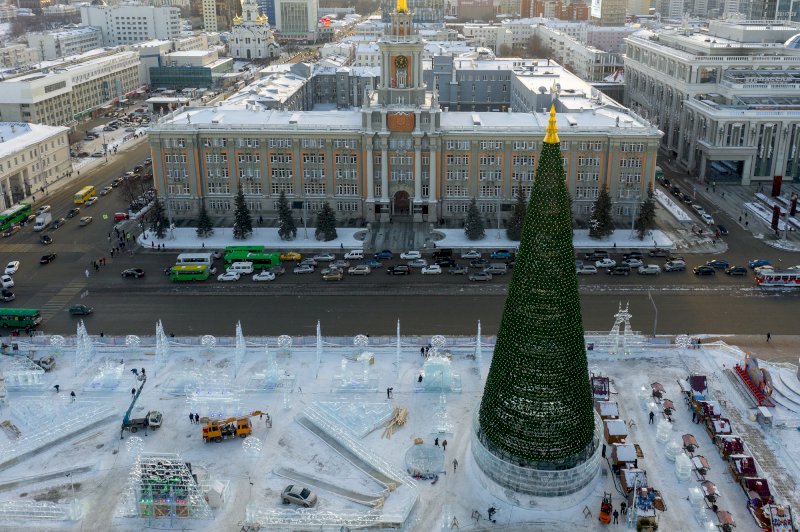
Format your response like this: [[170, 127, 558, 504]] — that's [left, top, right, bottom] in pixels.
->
[[395, 55, 408, 69]]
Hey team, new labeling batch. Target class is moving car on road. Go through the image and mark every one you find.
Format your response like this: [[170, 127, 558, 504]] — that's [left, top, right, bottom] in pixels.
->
[[79, 216, 93, 226], [39, 254, 57, 264], [706, 259, 729, 269], [121, 268, 145, 278], [693, 265, 716, 276], [748, 259, 771, 269], [400, 251, 421, 260], [725, 266, 747, 276], [292, 264, 314, 274], [421, 265, 442, 275], [449, 264, 468, 275], [217, 271, 241, 282], [374, 250, 393, 260], [595, 258, 616, 269], [387, 265, 411, 275], [280, 251, 301, 261], [468, 271, 493, 282], [253, 270, 276, 282], [577, 265, 598, 275], [348, 265, 372, 276], [638, 264, 661, 275], [323, 270, 344, 281], [4, 261, 19, 275], [69, 304, 93, 316]]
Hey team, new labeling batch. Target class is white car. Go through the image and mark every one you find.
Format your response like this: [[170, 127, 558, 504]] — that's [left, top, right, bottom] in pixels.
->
[[421, 264, 442, 275], [701, 213, 715, 225], [36, 205, 51, 215], [4, 261, 19, 275], [691, 204, 705, 214], [293, 264, 315, 274], [400, 251, 422, 260], [253, 271, 276, 282], [217, 271, 240, 282], [84, 197, 98, 206], [577, 265, 598, 275], [595, 258, 616, 268], [407, 258, 428, 268], [347, 265, 372, 276], [1, 275, 14, 288], [312, 253, 335, 262], [622, 258, 643, 268], [638, 264, 661, 275], [460, 250, 481, 259]]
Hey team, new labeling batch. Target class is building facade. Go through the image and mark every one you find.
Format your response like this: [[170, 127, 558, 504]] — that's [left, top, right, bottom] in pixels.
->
[[149, 0, 659, 227], [274, 0, 318, 41], [80, 5, 181, 46], [0, 50, 141, 127], [229, 0, 280, 60], [0, 122, 72, 210], [0, 45, 41, 70], [624, 20, 800, 184], [590, 0, 625, 26], [202, 0, 219, 31], [27, 26, 103, 61], [150, 51, 234, 89]]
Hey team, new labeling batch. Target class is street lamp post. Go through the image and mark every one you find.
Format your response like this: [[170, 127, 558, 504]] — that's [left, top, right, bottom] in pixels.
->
[[648, 290, 658, 338]]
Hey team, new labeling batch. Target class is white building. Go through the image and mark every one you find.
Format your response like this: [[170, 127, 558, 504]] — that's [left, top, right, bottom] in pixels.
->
[[625, 20, 800, 184], [274, 0, 318, 42], [202, 0, 218, 32], [80, 4, 181, 46], [229, 0, 280, 60], [461, 24, 514, 53], [27, 26, 103, 61], [0, 122, 72, 210], [0, 50, 141, 127], [131, 34, 214, 85], [0, 45, 40, 70], [535, 25, 626, 81]]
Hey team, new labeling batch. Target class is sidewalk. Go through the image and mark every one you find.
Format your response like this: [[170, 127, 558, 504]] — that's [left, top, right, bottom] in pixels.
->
[[698, 334, 799, 365]]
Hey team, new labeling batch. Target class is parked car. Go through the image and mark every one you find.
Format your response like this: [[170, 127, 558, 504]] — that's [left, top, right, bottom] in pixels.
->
[[595, 258, 616, 268], [79, 216, 93, 226], [691, 204, 705, 214], [293, 264, 314, 274], [648, 248, 670, 257], [387, 265, 411, 275], [725, 266, 748, 276], [299, 258, 317, 268], [91, 152, 104, 158], [348, 265, 372, 276], [407, 259, 428, 268], [253, 270, 276, 282], [0, 275, 12, 289], [69, 304, 93, 316], [693, 265, 716, 276], [114, 212, 129, 221], [680, 192, 693, 204], [2, 226, 20, 238], [577, 265, 598, 275], [468, 271, 493, 282], [323, 270, 344, 281], [469, 258, 489, 269], [706, 259, 729, 269], [435, 257, 456, 268], [400, 251, 421, 260], [449, 264, 468, 275], [460, 250, 481, 259], [716, 224, 728, 236], [312, 253, 335, 262], [39, 234, 52, 245], [608, 265, 631, 276], [266, 265, 286, 276], [4, 261, 19, 275], [748, 259, 771, 269], [320, 266, 341, 276], [638, 264, 661, 275], [663, 260, 686, 272], [100, 186, 113, 196], [421, 264, 442, 275], [363, 258, 383, 268], [39, 253, 57, 264], [623, 251, 644, 260], [0, 289, 14, 302], [331, 259, 350, 269], [585, 250, 609, 261], [217, 271, 241, 282], [374, 250, 393, 260], [282, 485, 317, 508], [280, 251, 301, 261], [483, 264, 508, 275], [66, 208, 80, 218], [490, 249, 513, 259], [622, 258, 643, 268], [121, 268, 145, 278], [111, 177, 124, 187], [701, 213, 715, 225]]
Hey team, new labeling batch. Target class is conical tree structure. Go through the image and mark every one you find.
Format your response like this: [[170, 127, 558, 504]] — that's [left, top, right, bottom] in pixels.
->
[[477, 106, 595, 466]]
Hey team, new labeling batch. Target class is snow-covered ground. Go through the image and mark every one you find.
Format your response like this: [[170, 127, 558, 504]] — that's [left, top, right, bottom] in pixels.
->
[[0, 328, 796, 531]]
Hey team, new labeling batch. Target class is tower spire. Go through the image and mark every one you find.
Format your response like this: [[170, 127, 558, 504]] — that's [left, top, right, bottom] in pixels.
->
[[543, 104, 559, 144], [396, 0, 408, 13]]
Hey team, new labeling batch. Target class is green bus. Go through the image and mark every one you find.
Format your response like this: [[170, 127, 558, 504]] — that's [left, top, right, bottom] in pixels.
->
[[169, 265, 211, 282], [655, 165, 664, 183], [223, 251, 281, 268], [0, 203, 32, 232], [224, 245, 264, 255], [0, 308, 42, 329]]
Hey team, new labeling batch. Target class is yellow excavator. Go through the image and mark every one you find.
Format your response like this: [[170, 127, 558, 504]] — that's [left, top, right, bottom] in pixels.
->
[[201, 410, 269, 443]]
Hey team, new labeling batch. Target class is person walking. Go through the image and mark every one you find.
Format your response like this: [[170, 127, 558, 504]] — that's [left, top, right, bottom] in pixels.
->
[[613, 509, 619, 524], [649, 411, 655, 424], [85, 269, 90, 278], [53, 384, 60, 393], [195, 413, 200, 424], [450, 516, 459, 529], [453, 458, 458, 472], [386, 387, 393, 399], [767, 332, 771, 342], [189, 413, 194, 424], [434, 437, 439, 447], [70, 391, 76, 402], [442, 439, 448, 451]]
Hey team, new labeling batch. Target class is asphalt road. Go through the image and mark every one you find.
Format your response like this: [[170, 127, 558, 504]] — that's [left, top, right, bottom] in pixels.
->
[[2, 143, 799, 337]]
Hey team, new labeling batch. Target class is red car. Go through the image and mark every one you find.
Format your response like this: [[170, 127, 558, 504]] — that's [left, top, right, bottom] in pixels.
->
[[114, 212, 129, 221]]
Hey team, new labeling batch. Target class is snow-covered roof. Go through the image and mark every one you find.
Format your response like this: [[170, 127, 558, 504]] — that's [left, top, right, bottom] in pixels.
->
[[605, 419, 627, 436], [597, 401, 619, 418], [0, 122, 69, 160], [613, 444, 637, 462]]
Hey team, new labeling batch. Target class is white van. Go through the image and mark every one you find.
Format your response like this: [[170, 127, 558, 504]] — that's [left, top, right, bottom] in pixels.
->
[[227, 261, 254, 275], [344, 249, 364, 260]]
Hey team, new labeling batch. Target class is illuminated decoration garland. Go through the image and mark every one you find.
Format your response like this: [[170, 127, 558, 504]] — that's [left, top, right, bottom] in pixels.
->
[[477, 105, 595, 465]]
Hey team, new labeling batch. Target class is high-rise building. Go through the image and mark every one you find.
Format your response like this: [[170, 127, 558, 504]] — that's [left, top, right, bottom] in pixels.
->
[[274, 0, 318, 41], [27, 27, 103, 61], [590, 0, 625, 26], [202, 0, 219, 31], [472, 106, 601, 497], [79, 5, 181, 46]]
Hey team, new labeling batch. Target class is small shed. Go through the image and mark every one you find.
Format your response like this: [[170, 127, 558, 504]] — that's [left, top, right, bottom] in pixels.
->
[[706, 417, 732, 438], [689, 374, 708, 394], [651, 382, 665, 400], [592, 375, 611, 401], [604, 419, 628, 444], [596, 401, 620, 420], [620, 468, 647, 496], [716, 435, 744, 459], [695, 400, 721, 420], [611, 443, 637, 469], [743, 477, 774, 506], [729, 455, 757, 482]]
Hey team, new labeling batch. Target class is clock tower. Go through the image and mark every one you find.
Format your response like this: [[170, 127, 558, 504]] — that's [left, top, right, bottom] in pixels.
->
[[376, 0, 426, 107]]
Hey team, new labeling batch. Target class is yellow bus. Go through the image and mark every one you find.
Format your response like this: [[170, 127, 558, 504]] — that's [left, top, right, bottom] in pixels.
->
[[74, 186, 96, 204]]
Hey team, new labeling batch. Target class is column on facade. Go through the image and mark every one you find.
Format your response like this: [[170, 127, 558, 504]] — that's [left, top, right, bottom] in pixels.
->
[[381, 138, 389, 202], [381, 110, 388, 131], [366, 145, 375, 201], [741, 157, 753, 186], [773, 123, 788, 177], [428, 144, 438, 202], [414, 111, 420, 133], [414, 139, 422, 200]]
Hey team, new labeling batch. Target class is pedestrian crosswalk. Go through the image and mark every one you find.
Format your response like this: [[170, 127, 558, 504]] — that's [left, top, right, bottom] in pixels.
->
[[40, 280, 87, 320]]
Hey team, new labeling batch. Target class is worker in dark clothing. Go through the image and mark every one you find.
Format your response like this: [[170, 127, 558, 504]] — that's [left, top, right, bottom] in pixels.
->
[[53, 384, 60, 393], [70, 391, 76, 402], [195, 413, 200, 423], [189, 413, 194, 424]]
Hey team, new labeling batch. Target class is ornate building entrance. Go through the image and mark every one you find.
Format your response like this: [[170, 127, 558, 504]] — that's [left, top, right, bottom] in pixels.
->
[[393, 191, 410, 215]]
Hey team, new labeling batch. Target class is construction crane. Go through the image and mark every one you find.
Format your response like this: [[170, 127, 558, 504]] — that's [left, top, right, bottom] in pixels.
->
[[202, 410, 269, 443], [120, 376, 162, 439]]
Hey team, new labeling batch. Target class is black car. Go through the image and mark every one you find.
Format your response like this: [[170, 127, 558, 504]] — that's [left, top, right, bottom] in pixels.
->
[[39, 234, 52, 245], [585, 250, 609, 261], [623, 251, 643, 260], [435, 257, 456, 267], [1, 289, 14, 302], [662, 178, 671, 188], [725, 266, 747, 276], [680, 192, 693, 204], [387, 265, 411, 275], [121, 268, 145, 278], [693, 265, 716, 276], [716, 224, 728, 236], [50, 218, 66, 230], [66, 208, 80, 218], [608, 265, 631, 276], [670, 185, 681, 196], [648, 248, 670, 257], [39, 253, 56, 264]]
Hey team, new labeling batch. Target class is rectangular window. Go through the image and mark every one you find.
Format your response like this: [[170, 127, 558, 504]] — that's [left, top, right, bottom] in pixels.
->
[[271, 182, 294, 194], [336, 183, 359, 195], [446, 155, 469, 166], [335, 154, 357, 164], [480, 140, 503, 150], [446, 140, 470, 150], [512, 156, 534, 166], [303, 154, 325, 164], [304, 183, 326, 195], [270, 154, 292, 164], [479, 156, 500, 166], [336, 201, 361, 211], [269, 138, 292, 148]]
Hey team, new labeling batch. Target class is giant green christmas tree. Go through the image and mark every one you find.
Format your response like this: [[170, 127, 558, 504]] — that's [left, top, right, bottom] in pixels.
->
[[477, 106, 595, 465]]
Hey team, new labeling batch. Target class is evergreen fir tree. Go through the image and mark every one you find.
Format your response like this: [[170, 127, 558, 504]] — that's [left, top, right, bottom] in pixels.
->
[[196, 202, 214, 238], [477, 106, 595, 465], [315, 202, 338, 241], [634, 183, 657, 240], [589, 183, 614, 239], [506, 187, 527, 241], [464, 198, 485, 240], [277, 191, 297, 241], [149, 197, 168, 239], [232, 188, 252, 240]]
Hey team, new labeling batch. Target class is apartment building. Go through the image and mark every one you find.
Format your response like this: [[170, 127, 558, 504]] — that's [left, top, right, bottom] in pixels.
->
[[27, 26, 103, 61], [80, 5, 181, 46]]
